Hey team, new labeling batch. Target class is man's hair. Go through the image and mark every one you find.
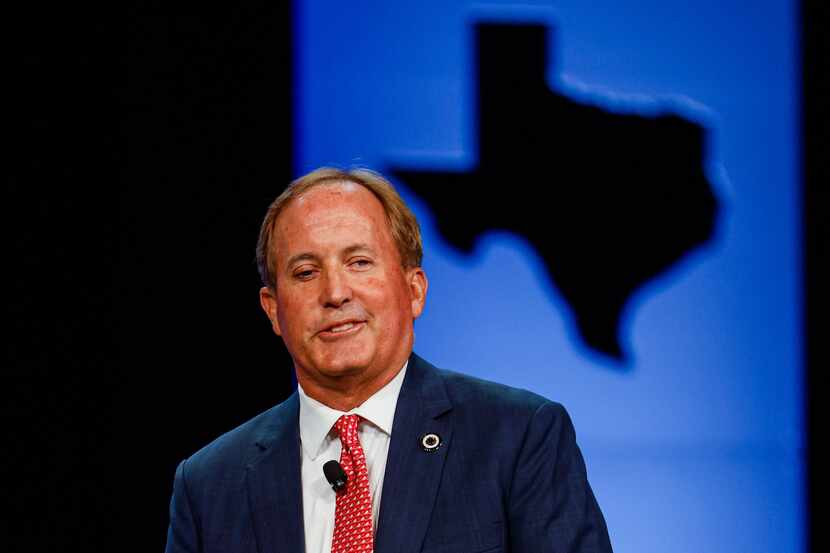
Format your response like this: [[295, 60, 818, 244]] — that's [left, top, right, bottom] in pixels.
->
[[256, 167, 423, 289]]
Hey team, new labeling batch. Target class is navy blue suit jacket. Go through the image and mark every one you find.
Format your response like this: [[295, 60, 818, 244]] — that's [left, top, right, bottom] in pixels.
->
[[165, 353, 612, 552]]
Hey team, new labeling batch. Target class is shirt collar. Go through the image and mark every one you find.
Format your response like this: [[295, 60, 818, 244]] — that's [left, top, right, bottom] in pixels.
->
[[297, 361, 408, 460]]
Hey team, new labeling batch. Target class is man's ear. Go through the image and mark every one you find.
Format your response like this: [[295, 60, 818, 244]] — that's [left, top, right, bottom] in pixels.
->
[[407, 267, 428, 319], [259, 286, 282, 336]]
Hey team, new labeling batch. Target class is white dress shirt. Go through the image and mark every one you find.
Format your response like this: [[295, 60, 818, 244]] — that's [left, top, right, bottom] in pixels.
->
[[297, 362, 407, 553]]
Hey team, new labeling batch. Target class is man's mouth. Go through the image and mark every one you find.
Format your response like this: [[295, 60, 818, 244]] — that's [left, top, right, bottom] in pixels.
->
[[328, 322, 359, 333], [317, 319, 366, 340]]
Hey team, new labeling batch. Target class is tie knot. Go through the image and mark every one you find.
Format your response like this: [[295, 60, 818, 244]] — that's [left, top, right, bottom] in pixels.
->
[[334, 414, 362, 448]]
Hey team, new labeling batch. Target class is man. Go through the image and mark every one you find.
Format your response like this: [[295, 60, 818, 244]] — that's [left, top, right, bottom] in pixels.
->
[[165, 168, 612, 553]]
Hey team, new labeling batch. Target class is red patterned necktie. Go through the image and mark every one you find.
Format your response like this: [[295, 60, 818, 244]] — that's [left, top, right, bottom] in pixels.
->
[[331, 414, 374, 553]]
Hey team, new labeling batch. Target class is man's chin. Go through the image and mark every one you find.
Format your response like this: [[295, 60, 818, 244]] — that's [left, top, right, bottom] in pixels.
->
[[314, 364, 360, 378], [307, 353, 373, 380]]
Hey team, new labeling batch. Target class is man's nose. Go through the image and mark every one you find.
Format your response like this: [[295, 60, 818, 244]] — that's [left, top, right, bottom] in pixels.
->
[[321, 268, 352, 308]]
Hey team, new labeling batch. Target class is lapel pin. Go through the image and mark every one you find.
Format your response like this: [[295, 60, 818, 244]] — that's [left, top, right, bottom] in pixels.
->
[[420, 432, 442, 452]]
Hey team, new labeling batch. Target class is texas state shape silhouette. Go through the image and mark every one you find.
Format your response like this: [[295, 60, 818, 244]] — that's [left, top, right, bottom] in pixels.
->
[[390, 23, 719, 364]]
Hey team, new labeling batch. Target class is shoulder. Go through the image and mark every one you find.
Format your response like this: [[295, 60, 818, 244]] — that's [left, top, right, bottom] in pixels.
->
[[419, 356, 571, 436], [437, 366, 552, 411], [435, 362, 564, 416], [416, 357, 579, 488], [180, 393, 298, 482]]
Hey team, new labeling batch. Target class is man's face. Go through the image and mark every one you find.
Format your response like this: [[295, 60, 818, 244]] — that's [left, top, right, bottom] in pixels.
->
[[259, 182, 427, 394]]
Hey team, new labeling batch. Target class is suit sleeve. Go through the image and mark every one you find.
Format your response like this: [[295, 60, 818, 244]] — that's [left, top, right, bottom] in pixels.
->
[[507, 402, 612, 553], [165, 459, 202, 553]]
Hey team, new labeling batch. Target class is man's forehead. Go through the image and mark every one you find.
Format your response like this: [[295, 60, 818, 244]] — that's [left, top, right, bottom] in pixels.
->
[[273, 181, 391, 257], [281, 182, 381, 225]]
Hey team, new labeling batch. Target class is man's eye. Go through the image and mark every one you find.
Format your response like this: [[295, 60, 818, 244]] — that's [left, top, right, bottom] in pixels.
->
[[294, 269, 315, 280], [351, 259, 372, 269]]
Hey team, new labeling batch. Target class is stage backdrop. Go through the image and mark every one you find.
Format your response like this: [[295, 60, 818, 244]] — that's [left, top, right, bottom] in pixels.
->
[[294, 1, 802, 552]]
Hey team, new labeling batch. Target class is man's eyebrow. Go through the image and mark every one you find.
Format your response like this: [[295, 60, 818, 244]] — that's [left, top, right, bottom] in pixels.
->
[[285, 252, 319, 269], [284, 245, 376, 270], [342, 243, 376, 257]]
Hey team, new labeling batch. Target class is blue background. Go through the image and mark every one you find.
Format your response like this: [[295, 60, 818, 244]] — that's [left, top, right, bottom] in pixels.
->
[[294, 1, 803, 551]]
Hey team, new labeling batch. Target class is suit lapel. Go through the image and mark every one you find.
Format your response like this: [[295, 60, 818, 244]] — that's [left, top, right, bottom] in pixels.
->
[[245, 393, 305, 553], [375, 354, 453, 553]]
